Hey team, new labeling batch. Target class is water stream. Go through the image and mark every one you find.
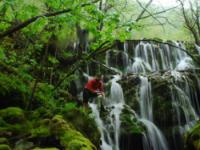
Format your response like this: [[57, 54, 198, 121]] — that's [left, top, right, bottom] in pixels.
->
[[89, 40, 200, 150]]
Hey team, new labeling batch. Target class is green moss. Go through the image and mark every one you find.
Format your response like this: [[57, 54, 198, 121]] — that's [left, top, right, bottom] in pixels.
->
[[0, 107, 24, 124], [34, 83, 55, 108], [50, 115, 96, 150], [120, 108, 145, 135], [0, 144, 11, 150], [32, 147, 59, 150], [31, 126, 50, 138], [0, 73, 30, 109], [185, 121, 200, 150], [0, 110, 31, 136], [0, 138, 8, 144], [30, 107, 53, 119], [61, 132, 95, 150], [63, 108, 100, 147]]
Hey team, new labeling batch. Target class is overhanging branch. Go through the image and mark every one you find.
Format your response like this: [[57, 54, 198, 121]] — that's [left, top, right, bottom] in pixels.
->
[[0, 0, 99, 39], [135, 0, 153, 22]]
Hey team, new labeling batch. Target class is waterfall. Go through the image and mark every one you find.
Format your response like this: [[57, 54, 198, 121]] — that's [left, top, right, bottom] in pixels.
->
[[195, 44, 200, 54], [89, 103, 113, 150], [139, 76, 153, 121], [138, 76, 169, 150], [88, 40, 199, 150], [89, 75, 124, 150], [171, 71, 199, 128], [140, 119, 169, 150]]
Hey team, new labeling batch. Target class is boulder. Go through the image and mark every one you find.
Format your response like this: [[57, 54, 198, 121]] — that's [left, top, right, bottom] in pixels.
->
[[0, 107, 24, 124]]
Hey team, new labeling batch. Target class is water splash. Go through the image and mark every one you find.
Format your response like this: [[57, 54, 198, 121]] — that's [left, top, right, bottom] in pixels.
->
[[138, 76, 169, 150], [89, 75, 124, 150], [140, 119, 169, 150]]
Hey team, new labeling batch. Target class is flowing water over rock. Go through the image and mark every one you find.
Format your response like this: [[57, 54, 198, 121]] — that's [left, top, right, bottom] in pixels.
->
[[89, 40, 200, 150], [89, 75, 124, 150]]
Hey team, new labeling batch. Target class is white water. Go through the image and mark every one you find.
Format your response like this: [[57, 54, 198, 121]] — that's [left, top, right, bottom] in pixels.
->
[[89, 40, 199, 150], [140, 119, 169, 150], [89, 103, 113, 150], [171, 71, 199, 133], [89, 75, 124, 150], [138, 76, 169, 150], [195, 44, 200, 54], [139, 76, 153, 121]]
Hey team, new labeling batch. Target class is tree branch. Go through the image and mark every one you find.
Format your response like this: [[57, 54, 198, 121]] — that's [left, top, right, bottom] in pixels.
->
[[136, 0, 164, 30], [53, 41, 114, 91], [135, 0, 153, 22], [138, 6, 178, 21], [0, 1, 99, 39]]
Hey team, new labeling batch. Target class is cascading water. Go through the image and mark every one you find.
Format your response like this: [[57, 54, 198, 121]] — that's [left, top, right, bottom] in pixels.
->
[[195, 44, 200, 54], [89, 75, 124, 150], [89, 40, 199, 150], [138, 76, 169, 150]]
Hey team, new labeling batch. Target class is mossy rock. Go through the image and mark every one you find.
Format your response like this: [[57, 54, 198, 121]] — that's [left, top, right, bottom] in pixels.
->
[[0, 107, 24, 124], [0, 144, 11, 150], [31, 126, 50, 138], [14, 139, 34, 150], [32, 148, 59, 150], [184, 121, 200, 150], [62, 108, 100, 147], [30, 107, 53, 120], [120, 107, 145, 135], [0, 137, 8, 144], [50, 115, 96, 150], [119, 107, 145, 150]]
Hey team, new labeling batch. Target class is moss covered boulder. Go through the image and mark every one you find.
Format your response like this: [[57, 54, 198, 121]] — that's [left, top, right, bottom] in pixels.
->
[[184, 121, 200, 150], [32, 148, 59, 150], [120, 107, 145, 150], [0, 137, 8, 145], [62, 108, 100, 147], [0, 144, 11, 150], [0, 107, 24, 124], [50, 115, 96, 150]]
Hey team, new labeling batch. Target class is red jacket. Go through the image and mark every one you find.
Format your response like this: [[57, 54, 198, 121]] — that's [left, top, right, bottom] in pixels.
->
[[85, 78, 104, 93]]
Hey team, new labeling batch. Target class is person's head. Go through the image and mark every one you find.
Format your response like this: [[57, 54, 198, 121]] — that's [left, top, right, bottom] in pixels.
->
[[95, 73, 102, 81]]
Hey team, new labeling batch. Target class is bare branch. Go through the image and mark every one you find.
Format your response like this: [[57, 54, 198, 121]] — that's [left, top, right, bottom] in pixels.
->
[[136, 0, 165, 30], [178, 0, 200, 45], [139, 6, 178, 20], [156, 16, 178, 28], [135, 0, 153, 22]]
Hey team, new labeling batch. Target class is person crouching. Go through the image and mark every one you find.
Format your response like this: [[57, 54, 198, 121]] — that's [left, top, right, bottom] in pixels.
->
[[83, 74, 104, 108]]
